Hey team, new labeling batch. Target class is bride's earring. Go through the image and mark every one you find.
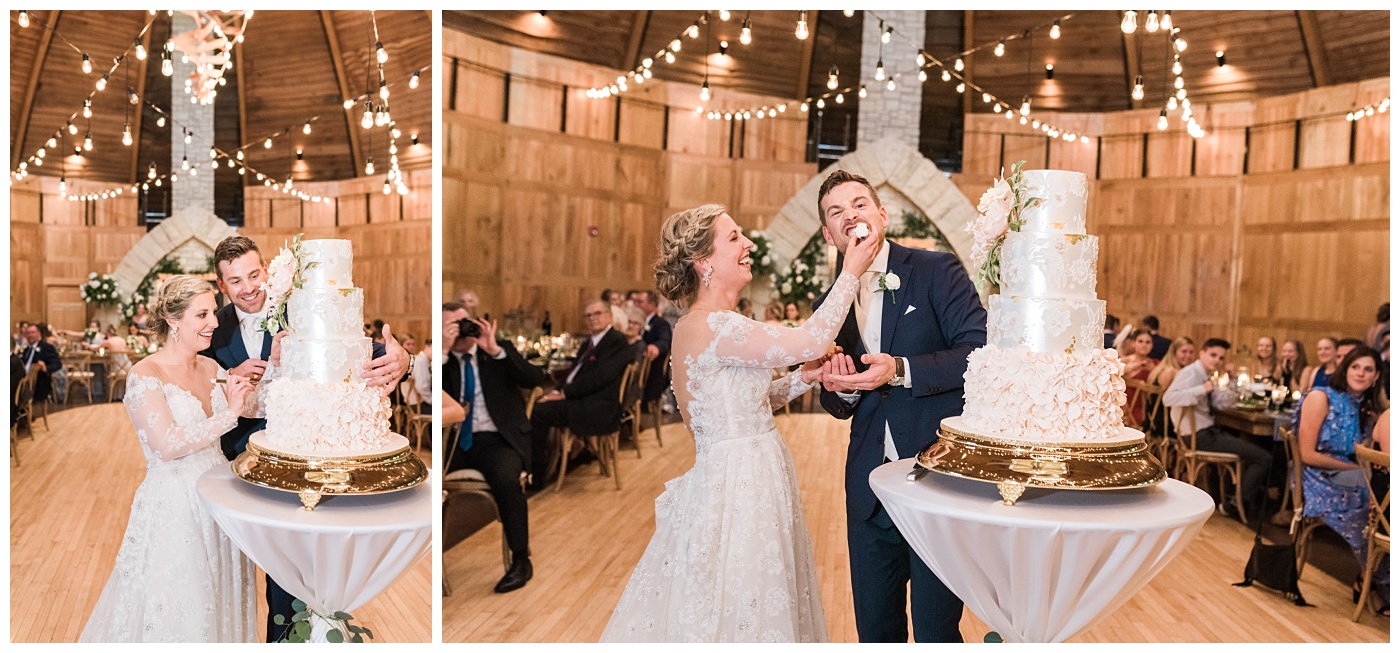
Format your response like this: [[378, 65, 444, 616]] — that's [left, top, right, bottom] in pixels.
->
[[702, 267, 713, 288], [172, 326, 180, 342]]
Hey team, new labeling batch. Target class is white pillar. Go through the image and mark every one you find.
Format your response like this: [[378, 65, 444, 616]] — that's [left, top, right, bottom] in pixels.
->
[[857, 11, 925, 151]]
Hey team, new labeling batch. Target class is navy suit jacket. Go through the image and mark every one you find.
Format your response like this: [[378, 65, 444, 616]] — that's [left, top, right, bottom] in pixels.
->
[[815, 242, 988, 521], [640, 313, 672, 402], [201, 302, 386, 460]]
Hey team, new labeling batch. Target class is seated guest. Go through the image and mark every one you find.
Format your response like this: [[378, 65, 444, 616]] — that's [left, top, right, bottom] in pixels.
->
[[13, 321, 32, 352], [623, 305, 648, 363], [736, 297, 753, 320], [1141, 315, 1172, 360], [784, 302, 803, 325], [1104, 314, 1121, 350], [409, 338, 433, 414], [763, 303, 785, 326], [18, 323, 62, 403], [1337, 337, 1365, 362], [1163, 338, 1272, 520], [125, 323, 149, 352], [1365, 302, 1389, 351], [1148, 337, 1195, 391], [441, 302, 545, 593], [530, 299, 631, 480], [1251, 336, 1281, 381], [1296, 346, 1388, 611], [629, 290, 672, 406], [1279, 339, 1308, 391], [1300, 337, 1339, 389], [457, 289, 480, 319], [440, 390, 466, 429], [1121, 329, 1160, 426]]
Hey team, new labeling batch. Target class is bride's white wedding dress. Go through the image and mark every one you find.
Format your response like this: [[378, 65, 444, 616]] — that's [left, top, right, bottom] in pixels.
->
[[601, 271, 859, 642], [79, 360, 257, 642]]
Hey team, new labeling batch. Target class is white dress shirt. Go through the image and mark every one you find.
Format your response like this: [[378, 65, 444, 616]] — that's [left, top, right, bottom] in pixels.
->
[[233, 305, 269, 359], [458, 344, 506, 434], [1161, 360, 1233, 432], [841, 240, 913, 462]]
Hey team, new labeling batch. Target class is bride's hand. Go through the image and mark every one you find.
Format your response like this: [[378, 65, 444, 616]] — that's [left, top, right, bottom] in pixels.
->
[[801, 345, 842, 384], [225, 373, 254, 413]]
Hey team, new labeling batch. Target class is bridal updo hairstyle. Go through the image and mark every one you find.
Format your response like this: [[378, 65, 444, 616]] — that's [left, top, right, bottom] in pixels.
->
[[655, 203, 726, 307], [150, 274, 213, 344]]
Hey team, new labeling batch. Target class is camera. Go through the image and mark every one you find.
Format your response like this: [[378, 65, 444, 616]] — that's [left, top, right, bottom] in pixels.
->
[[456, 318, 481, 340]]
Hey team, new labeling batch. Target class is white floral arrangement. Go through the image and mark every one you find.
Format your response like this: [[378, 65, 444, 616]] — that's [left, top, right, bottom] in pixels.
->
[[80, 272, 120, 306], [259, 233, 318, 333], [968, 160, 1044, 290]]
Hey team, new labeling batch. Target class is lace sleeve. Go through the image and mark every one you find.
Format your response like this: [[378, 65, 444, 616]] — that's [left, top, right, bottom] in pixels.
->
[[768, 369, 814, 408], [123, 373, 240, 462], [711, 271, 860, 368]]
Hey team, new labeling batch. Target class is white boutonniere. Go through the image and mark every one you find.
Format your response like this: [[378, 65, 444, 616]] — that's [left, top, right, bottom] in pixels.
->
[[872, 272, 901, 303]]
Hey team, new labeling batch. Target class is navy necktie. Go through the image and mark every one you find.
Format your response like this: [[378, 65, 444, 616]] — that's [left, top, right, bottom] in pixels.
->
[[458, 352, 475, 452]]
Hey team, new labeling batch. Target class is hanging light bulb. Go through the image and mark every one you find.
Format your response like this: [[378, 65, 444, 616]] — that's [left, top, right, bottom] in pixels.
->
[[800, 101, 809, 113], [236, 150, 244, 160], [128, 86, 139, 105], [95, 73, 109, 91], [161, 54, 173, 77], [83, 132, 93, 151], [686, 23, 699, 39], [1174, 33, 1187, 52], [1158, 108, 1169, 131], [874, 60, 885, 81], [1121, 10, 1137, 34], [134, 38, 147, 60], [1174, 76, 1185, 90], [1032, 119, 1040, 129], [835, 93, 844, 104], [881, 27, 892, 45], [918, 70, 927, 82], [365, 158, 375, 175], [796, 11, 809, 40], [155, 115, 165, 128], [46, 135, 56, 148], [982, 92, 992, 103], [816, 97, 825, 109], [740, 19, 752, 45], [941, 70, 951, 82], [409, 69, 421, 89], [1006, 109, 1015, 120], [122, 122, 133, 146], [858, 84, 867, 98], [1050, 19, 1061, 40], [956, 82, 965, 94], [1175, 87, 1186, 100], [827, 66, 839, 90], [67, 120, 77, 135], [993, 103, 1002, 113], [264, 137, 273, 148], [184, 130, 192, 144], [1020, 116, 1028, 125], [181, 156, 189, 170], [1172, 56, 1183, 76], [670, 38, 682, 52], [955, 57, 964, 72], [1020, 96, 1031, 116], [383, 177, 392, 195], [19, 10, 30, 28], [720, 10, 732, 21], [1132, 75, 1145, 101], [1167, 96, 1178, 110], [700, 80, 711, 101], [82, 53, 93, 74], [343, 98, 355, 110], [1161, 11, 1173, 31], [303, 121, 312, 135], [886, 78, 896, 91], [59, 176, 66, 196], [994, 40, 1005, 57], [917, 52, 926, 67], [843, 10, 854, 18], [379, 79, 390, 102], [1146, 11, 1160, 33], [376, 41, 388, 64], [83, 99, 92, 119], [361, 104, 374, 129]]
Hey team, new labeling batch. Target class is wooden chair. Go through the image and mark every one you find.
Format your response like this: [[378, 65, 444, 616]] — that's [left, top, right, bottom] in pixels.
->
[[642, 354, 670, 448], [619, 357, 648, 458], [399, 382, 431, 454], [63, 351, 96, 404], [1278, 424, 1327, 579], [107, 355, 131, 402], [1174, 406, 1247, 521], [1353, 446, 1390, 622], [13, 366, 46, 437], [555, 362, 634, 491], [1128, 380, 1171, 469]]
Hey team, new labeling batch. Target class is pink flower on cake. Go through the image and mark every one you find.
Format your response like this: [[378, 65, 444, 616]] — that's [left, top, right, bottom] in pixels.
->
[[977, 179, 1013, 225], [263, 249, 295, 300]]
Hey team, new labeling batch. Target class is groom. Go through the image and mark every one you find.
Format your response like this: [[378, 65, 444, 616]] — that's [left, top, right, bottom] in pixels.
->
[[813, 170, 987, 643], [202, 235, 409, 641]]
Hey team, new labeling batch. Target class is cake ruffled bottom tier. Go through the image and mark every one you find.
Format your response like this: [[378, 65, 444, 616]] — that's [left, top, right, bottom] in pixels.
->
[[962, 345, 1139, 444], [263, 378, 395, 455]]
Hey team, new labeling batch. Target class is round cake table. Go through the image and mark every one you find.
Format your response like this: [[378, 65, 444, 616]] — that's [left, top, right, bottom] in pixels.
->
[[196, 465, 431, 642], [871, 460, 1214, 643]]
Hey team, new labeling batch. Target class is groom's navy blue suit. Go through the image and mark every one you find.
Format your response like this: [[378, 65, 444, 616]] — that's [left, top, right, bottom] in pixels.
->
[[201, 301, 387, 641], [815, 241, 987, 643]]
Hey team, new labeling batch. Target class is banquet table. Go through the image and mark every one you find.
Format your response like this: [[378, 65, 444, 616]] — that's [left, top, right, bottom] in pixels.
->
[[1214, 405, 1291, 439], [870, 460, 1214, 643], [196, 466, 431, 642]]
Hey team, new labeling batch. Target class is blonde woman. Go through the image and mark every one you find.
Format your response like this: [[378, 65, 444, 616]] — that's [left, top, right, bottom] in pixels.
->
[[1300, 337, 1340, 390], [1251, 336, 1281, 380], [1147, 336, 1196, 391], [80, 276, 258, 642]]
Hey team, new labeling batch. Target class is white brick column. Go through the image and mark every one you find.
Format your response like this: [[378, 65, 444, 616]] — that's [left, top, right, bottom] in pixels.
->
[[856, 11, 925, 150], [170, 11, 215, 217]]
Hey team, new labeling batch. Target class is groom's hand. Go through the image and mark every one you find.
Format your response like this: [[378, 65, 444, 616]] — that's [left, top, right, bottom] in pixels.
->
[[362, 324, 409, 397], [825, 353, 896, 391], [231, 358, 269, 382], [821, 353, 858, 393]]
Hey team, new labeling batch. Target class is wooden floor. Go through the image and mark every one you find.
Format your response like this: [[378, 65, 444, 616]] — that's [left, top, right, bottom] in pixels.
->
[[9, 403, 430, 643], [443, 412, 1389, 643]]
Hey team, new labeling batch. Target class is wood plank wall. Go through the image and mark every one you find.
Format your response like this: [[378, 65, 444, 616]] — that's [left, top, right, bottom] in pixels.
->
[[8, 169, 432, 341], [443, 31, 816, 335], [953, 77, 1391, 362]]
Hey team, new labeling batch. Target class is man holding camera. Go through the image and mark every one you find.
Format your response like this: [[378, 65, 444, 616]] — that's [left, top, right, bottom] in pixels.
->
[[441, 302, 545, 593]]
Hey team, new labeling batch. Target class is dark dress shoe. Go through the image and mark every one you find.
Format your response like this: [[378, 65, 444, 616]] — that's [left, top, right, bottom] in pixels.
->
[[495, 557, 533, 593]]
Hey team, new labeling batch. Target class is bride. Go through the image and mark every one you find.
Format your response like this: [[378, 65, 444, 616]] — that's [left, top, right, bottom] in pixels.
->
[[601, 204, 877, 642], [80, 275, 258, 642]]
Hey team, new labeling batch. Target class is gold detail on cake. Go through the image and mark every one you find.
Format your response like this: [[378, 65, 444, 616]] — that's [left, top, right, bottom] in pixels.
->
[[1064, 337, 1076, 354], [1051, 221, 1065, 230], [1009, 458, 1068, 476], [232, 436, 427, 510], [339, 288, 355, 297], [1065, 234, 1088, 244]]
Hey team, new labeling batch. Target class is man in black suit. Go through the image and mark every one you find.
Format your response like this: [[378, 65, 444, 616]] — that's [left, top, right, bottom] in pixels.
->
[[1142, 315, 1172, 360], [530, 299, 631, 476], [441, 302, 545, 593], [628, 290, 672, 404], [19, 324, 62, 404], [201, 235, 408, 640]]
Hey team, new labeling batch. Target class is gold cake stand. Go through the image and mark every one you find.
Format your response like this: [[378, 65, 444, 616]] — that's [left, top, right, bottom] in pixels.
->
[[232, 433, 427, 510], [912, 418, 1166, 505]]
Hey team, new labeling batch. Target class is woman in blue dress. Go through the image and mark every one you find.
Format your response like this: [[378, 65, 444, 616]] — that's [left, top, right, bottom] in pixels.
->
[[1296, 345, 1387, 614]]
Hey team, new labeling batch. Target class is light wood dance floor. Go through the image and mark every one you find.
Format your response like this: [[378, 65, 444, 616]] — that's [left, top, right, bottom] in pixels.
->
[[9, 403, 430, 643], [443, 411, 1388, 643]]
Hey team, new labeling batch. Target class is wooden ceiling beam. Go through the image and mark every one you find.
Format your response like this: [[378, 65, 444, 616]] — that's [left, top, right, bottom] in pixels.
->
[[795, 10, 818, 99], [319, 9, 365, 178], [12, 10, 62, 170], [1121, 12, 1142, 110], [127, 27, 153, 184], [1295, 10, 1331, 88], [621, 11, 650, 71]]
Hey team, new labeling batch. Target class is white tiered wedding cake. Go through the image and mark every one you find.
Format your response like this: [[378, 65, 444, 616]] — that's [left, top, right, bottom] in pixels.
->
[[954, 169, 1141, 445], [256, 239, 401, 456]]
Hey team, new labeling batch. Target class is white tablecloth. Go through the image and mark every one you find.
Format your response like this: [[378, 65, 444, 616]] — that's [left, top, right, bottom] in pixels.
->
[[196, 466, 431, 642], [871, 460, 1214, 643]]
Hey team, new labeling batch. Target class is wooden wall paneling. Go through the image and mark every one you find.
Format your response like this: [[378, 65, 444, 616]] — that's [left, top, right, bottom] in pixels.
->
[[616, 148, 667, 202], [10, 190, 41, 224], [666, 107, 729, 158], [996, 134, 1044, 171], [92, 197, 139, 227], [335, 195, 368, 226], [508, 76, 564, 132], [742, 117, 808, 163], [666, 153, 735, 214], [1098, 135, 1145, 180], [43, 226, 92, 285], [1146, 132, 1194, 178], [1047, 137, 1100, 178], [244, 197, 271, 228], [45, 286, 85, 332], [961, 129, 1005, 180], [452, 59, 508, 122], [1192, 101, 1253, 177], [91, 229, 145, 275], [401, 168, 433, 222], [10, 223, 45, 321], [1351, 76, 1392, 164], [733, 159, 818, 232], [565, 87, 614, 141], [617, 99, 666, 150], [270, 199, 305, 229]]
